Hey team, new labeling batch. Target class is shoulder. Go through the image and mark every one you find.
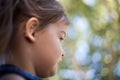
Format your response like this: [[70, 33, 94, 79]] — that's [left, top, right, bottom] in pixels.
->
[[0, 74, 25, 80]]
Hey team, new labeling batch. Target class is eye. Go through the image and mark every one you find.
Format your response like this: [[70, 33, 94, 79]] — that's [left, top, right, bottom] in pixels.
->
[[58, 31, 66, 42]]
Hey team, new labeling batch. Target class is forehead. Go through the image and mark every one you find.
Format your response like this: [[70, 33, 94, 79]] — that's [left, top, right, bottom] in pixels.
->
[[53, 15, 70, 29], [40, 17, 70, 33], [52, 20, 69, 32]]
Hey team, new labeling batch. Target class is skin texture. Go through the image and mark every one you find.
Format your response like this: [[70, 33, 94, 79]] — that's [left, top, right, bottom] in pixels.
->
[[0, 74, 25, 80], [4, 17, 69, 80]]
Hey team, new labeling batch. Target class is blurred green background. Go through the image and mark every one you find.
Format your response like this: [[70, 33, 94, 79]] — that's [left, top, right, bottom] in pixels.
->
[[45, 0, 120, 80]]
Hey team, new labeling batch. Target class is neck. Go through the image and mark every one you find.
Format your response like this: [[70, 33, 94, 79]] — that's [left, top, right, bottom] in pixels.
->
[[5, 39, 36, 76], [4, 28, 36, 76]]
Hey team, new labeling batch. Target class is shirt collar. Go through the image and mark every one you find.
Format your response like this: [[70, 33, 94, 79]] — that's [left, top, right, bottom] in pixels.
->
[[0, 64, 42, 80]]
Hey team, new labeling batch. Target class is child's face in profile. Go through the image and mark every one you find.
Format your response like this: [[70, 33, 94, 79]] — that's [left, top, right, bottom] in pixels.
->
[[32, 20, 69, 78]]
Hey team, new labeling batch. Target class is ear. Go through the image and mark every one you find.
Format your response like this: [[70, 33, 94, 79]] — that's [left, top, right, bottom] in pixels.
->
[[24, 17, 39, 43]]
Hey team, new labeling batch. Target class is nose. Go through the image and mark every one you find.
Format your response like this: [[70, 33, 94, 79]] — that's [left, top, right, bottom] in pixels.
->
[[61, 49, 65, 57], [62, 53, 64, 57], [60, 45, 65, 57]]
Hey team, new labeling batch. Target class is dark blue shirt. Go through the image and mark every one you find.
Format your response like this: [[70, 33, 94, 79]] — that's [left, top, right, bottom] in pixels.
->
[[0, 64, 42, 80]]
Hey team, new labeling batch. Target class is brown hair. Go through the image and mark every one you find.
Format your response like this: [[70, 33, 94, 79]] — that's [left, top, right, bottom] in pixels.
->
[[0, 0, 69, 54]]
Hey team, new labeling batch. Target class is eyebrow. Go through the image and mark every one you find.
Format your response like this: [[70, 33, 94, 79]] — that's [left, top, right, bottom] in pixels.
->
[[60, 16, 70, 25]]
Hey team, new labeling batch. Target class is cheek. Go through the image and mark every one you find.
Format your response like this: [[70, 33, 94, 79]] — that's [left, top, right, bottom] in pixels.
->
[[34, 33, 63, 68]]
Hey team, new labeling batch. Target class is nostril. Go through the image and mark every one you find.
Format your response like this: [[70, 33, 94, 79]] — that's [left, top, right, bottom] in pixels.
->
[[61, 48, 65, 57], [62, 54, 64, 57], [62, 51, 65, 57]]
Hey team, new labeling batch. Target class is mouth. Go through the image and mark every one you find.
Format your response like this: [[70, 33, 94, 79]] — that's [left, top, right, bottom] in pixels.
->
[[58, 58, 62, 63]]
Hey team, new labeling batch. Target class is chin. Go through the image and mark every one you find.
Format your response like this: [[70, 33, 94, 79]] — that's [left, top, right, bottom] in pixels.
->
[[38, 68, 57, 78], [39, 71, 56, 78], [36, 64, 58, 78], [47, 72, 56, 77]]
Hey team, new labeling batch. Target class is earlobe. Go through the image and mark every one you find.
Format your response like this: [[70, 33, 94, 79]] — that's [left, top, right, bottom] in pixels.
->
[[24, 26, 36, 42], [24, 17, 39, 43]]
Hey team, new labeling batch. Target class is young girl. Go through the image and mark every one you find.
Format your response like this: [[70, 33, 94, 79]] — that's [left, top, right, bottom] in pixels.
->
[[0, 0, 70, 80]]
